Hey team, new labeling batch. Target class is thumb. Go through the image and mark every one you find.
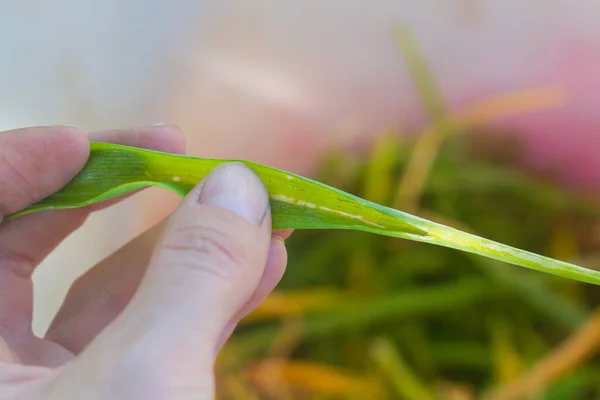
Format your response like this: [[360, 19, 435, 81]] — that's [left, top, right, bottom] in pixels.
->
[[83, 163, 272, 372]]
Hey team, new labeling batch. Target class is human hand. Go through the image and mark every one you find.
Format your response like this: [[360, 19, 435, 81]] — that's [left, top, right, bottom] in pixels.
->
[[0, 126, 289, 399]]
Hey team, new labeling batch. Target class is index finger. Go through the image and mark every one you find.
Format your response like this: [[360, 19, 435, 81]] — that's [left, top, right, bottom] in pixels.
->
[[0, 126, 89, 218]]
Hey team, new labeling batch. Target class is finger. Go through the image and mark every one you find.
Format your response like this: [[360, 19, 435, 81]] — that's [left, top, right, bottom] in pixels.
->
[[0, 126, 89, 218], [0, 126, 89, 337], [216, 235, 288, 351], [80, 163, 272, 379], [0, 125, 185, 337], [45, 220, 167, 353]]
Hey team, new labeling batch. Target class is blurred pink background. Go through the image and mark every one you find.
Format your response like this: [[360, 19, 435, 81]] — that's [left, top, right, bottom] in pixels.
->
[[0, 0, 598, 333]]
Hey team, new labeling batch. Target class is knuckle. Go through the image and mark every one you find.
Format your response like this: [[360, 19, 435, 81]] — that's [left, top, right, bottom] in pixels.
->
[[160, 223, 248, 282], [0, 248, 37, 279]]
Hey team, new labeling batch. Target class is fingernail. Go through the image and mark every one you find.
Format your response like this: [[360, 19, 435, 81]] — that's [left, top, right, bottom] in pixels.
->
[[198, 163, 269, 225]]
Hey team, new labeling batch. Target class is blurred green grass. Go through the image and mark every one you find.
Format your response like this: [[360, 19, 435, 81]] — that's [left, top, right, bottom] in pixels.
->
[[215, 26, 600, 399]]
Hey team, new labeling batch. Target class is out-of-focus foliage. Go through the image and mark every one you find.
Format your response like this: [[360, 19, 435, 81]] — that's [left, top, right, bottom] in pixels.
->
[[214, 28, 600, 399], [216, 127, 600, 400]]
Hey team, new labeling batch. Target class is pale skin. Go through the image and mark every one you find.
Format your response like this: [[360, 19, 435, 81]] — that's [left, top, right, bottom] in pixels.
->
[[0, 125, 291, 399]]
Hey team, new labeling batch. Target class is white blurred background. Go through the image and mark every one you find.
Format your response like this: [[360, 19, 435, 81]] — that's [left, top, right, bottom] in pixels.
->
[[1, 0, 599, 335]]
